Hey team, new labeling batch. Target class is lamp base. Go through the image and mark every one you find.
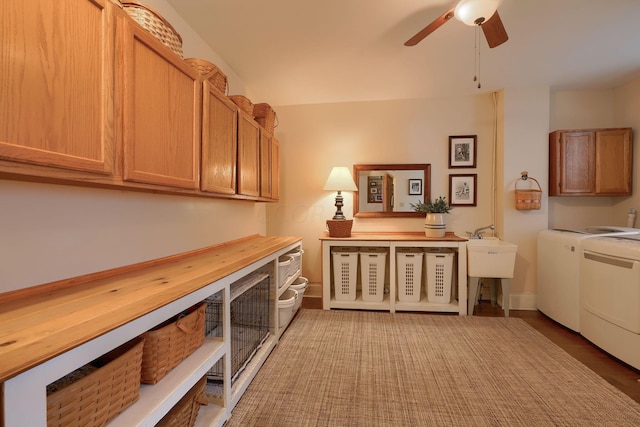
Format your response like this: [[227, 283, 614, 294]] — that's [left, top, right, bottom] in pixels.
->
[[326, 219, 353, 238]]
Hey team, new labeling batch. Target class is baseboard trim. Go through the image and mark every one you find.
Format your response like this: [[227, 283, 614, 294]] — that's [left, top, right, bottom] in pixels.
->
[[508, 293, 537, 311]]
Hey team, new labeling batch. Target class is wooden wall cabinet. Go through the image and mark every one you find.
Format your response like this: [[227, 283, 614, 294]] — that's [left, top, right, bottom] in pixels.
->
[[271, 137, 280, 200], [237, 111, 261, 197], [122, 17, 201, 189], [549, 128, 633, 196], [259, 131, 273, 198], [0, 0, 116, 176], [201, 83, 238, 195], [1, 1, 281, 202], [259, 131, 280, 200]]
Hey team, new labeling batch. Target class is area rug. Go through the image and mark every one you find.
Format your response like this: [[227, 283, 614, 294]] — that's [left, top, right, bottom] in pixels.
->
[[226, 310, 640, 426]]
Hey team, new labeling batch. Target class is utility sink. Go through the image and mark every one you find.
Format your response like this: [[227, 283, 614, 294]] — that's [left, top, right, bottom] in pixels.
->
[[467, 237, 518, 278]]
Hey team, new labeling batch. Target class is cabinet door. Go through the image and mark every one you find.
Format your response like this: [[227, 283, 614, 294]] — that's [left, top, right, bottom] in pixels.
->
[[122, 20, 200, 189], [595, 128, 632, 195], [237, 112, 260, 197], [549, 131, 595, 195], [271, 138, 280, 200], [201, 82, 237, 194], [260, 131, 272, 198], [0, 0, 115, 175]]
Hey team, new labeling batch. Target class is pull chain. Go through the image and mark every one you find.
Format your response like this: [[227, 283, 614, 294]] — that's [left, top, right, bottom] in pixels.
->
[[475, 25, 481, 89], [473, 26, 478, 84]]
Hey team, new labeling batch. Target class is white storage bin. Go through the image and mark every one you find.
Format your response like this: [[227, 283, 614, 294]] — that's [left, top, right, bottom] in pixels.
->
[[286, 248, 304, 279], [278, 288, 298, 331], [290, 276, 308, 312], [426, 250, 454, 303], [360, 248, 387, 302], [278, 255, 293, 288], [397, 249, 424, 302], [332, 248, 358, 301]]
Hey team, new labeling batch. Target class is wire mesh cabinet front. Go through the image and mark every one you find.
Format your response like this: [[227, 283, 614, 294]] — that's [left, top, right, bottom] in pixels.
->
[[205, 273, 271, 386]]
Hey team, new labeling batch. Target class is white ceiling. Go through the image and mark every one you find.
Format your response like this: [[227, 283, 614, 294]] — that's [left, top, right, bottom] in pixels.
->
[[166, 0, 640, 106]]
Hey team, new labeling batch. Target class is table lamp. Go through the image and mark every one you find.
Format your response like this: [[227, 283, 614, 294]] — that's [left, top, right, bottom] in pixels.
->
[[323, 166, 358, 237]]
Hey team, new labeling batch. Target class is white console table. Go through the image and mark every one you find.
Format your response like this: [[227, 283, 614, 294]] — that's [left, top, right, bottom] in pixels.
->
[[320, 232, 468, 314]]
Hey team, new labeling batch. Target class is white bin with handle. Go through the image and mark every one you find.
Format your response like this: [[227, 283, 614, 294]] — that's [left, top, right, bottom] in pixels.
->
[[360, 248, 387, 302], [332, 248, 359, 301], [397, 248, 424, 302], [426, 249, 454, 303]]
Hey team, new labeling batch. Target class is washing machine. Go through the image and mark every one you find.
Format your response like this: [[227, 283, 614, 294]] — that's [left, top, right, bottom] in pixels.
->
[[537, 226, 640, 332], [580, 234, 640, 370]]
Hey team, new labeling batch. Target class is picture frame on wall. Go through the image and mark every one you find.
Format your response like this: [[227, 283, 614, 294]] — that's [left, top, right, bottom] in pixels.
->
[[408, 178, 422, 195], [449, 135, 477, 168], [449, 174, 477, 206]]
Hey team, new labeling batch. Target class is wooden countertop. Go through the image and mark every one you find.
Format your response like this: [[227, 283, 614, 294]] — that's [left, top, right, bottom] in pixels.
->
[[319, 231, 467, 242], [0, 234, 301, 383]]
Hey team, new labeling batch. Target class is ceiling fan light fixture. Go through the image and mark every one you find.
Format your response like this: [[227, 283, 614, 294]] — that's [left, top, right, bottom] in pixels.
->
[[454, 0, 499, 26]]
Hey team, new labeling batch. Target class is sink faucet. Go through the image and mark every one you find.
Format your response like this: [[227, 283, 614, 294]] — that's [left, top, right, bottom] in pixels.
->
[[469, 224, 495, 239]]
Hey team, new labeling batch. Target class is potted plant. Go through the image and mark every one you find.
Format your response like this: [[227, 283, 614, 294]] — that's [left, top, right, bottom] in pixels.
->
[[411, 196, 452, 238]]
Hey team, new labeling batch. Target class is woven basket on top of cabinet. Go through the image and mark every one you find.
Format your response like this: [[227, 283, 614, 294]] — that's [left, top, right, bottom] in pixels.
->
[[46, 337, 144, 427], [253, 103, 278, 134], [228, 95, 254, 116], [140, 302, 206, 384], [156, 376, 208, 427], [122, 1, 183, 58], [185, 58, 228, 94]]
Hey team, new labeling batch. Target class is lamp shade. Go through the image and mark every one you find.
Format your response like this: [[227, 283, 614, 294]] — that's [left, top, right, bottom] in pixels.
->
[[454, 0, 499, 26], [323, 167, 358, 192]]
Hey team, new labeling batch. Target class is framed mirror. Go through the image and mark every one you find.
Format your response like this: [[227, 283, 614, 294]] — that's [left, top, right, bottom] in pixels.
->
[[353, 164, 431, 218]]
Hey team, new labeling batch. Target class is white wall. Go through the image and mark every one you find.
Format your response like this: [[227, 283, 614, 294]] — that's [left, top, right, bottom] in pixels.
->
[[0, 0, 266, 293], [612, 76, 640, 224], [266, 94, 497, 287], [547, 89, 619, 228], [0, 181, 264, 292], [498, 88, 550, 305]]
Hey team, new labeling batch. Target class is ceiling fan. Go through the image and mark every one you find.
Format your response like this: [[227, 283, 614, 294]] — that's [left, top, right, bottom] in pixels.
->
[[405, 0, 508, 48]]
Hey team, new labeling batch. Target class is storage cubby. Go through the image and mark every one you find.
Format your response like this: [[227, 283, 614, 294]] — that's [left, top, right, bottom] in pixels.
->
[[1, 235, 303, 427], [321, 233, 467, 314]]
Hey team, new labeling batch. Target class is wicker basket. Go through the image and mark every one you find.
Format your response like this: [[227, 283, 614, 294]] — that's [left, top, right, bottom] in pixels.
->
[[123, 1, 183, 58], [141, 302, 206, 384], [185, 58, 228, 94], [110, 0, 124, 7], [47, 337, 144, 427], [157, 376, 208, 427], [515, 177, 542, 210], [228, 95, 254, 116], [327, 219, 353, 238], [253, 103, 278, 134]]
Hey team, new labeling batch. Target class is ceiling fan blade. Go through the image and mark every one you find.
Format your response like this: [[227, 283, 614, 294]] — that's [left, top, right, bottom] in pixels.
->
[[404, 8, 455, 46], [481, 10, 508, 48]]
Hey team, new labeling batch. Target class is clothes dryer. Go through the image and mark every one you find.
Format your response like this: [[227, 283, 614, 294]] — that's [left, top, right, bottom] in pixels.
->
[[537, 226, 639, 332], [580, 234, 640, 370]]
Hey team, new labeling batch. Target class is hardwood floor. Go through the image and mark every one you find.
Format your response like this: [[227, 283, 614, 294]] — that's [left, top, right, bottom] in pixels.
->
[[474, 301, 640, 404]]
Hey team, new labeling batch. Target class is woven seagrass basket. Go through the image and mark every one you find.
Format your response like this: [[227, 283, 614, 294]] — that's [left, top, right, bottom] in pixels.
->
[[515, 177, 542, 210], [141, 302, 205, 384], [157, 376, 208, 427], [254, 103, 278, 134], [123, 1, 183, 57], [327, 220, 353, 238], [228, 95, 254, 115], [47, 337, 144, 427], [185, 58, 228, 94]]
